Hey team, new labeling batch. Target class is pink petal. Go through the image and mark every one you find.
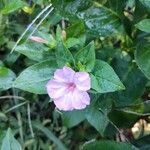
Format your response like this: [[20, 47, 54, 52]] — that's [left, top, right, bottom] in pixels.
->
[[54, 66, 75, 83], [54, 93, 73, 111], [30, 36, 48, 44], [74, 72, 91, 91], [46, 80, 67, 99], [71, 89, 90, 109]]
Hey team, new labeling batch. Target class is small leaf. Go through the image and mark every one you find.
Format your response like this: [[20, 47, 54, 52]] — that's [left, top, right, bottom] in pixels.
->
[[1, 128, 22, 150], [91, 60, 125, 93], [62, 109, 86, 128], [0, 66, 16, 91], [75, 41, 95, 72], [13, 60, 57, 94], [55, 27, 75, 67], [2, 0, 27, 14], [83, 140, 138, 150], [135, 19, 150, 33], [135, 41, 150, 79]]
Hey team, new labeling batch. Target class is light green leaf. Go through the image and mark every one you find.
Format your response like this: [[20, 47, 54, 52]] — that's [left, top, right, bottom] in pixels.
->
[[135, 41, 150, 79], [2, 0, 27, 14], [1, 128, 22, 150], [75, 41, 95, 72], [0, 66, 16, 91], [62, 109, 86, 128], [13, 60, 57, 94], [15, 42, 55, 61], [135, 19, 150, 33], [82, 140, 138, 150], [91, 60, 125, 93]]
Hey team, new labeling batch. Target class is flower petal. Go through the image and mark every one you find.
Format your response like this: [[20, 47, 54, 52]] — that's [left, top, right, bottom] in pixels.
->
[[71, 89, 90, 110], [54, 66, 75, 83], [54, 93, 73, 111], [74, 72, 91, 91], [46, 80, 67, 99], [30, 36, 48, 44]]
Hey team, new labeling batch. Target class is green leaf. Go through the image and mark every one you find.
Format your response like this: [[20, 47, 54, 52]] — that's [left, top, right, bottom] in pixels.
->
[[91, 60, 125, 93], [75, 41, 95, 72], [1, 128, 22, 150], [85, 103, 109, 135], [139, 0, 150, 11], [135, 41, 150, 79], [13, 60, 57, 94], [77, 3, 122, 37], [15, 42, 55, 62], [2, 0, 27, 14], [62, 109, 86, 128], [82, 140, 138, 150], [0, 66, 16, 91], [135, 19, 150, 33], [55, 27, 75, 67]]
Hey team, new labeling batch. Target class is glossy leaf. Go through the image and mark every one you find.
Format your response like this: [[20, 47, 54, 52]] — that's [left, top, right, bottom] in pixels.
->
[[91, 60, 125, 93], [0, 66, 16, 91], [83, 140, 138, 150], [13, 60, 57, 94], [135, 19, 150, 33], [1, 128, 22, 150], [75, 41, 95, 72], [135, 41, 150, 79], [77, 4, 122, 37]]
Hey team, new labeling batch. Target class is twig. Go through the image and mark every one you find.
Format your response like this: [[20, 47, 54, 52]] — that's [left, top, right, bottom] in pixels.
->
[[27, 7, 54, 41], [4, 101, 28, 114], [27, 103, 34, 138], [0, 95, 26, 101], [11, 4, 52, 53]]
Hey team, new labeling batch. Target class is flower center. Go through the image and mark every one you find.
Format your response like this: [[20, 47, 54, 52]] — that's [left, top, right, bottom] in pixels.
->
[[67, 82, 76, 91]]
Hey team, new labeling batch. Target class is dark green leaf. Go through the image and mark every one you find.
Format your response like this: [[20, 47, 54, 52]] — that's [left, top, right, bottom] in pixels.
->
[[75, 41, 95, 72], [1, 128, 22, 150], [91, 60, 125, 93], [13, 60, 57, 94], [85, 103, 109, 135], [0, 66, 16, 91], [77, 3, 122, 37], [62, 109, 86, 128], [135, 41, 150, 79], [139, 0, 150, 11], [135, 19, 150, 33], [56, 27, 75, 67], [83, 140, 138, 150]]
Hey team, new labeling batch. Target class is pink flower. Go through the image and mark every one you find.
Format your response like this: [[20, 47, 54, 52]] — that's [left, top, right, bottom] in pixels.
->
[[46, 66, 91, 111], [29, 36, 48, 44]]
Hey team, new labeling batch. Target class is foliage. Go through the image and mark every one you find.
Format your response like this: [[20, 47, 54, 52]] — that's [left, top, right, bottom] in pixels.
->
[[0, 0, 150, 149]]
